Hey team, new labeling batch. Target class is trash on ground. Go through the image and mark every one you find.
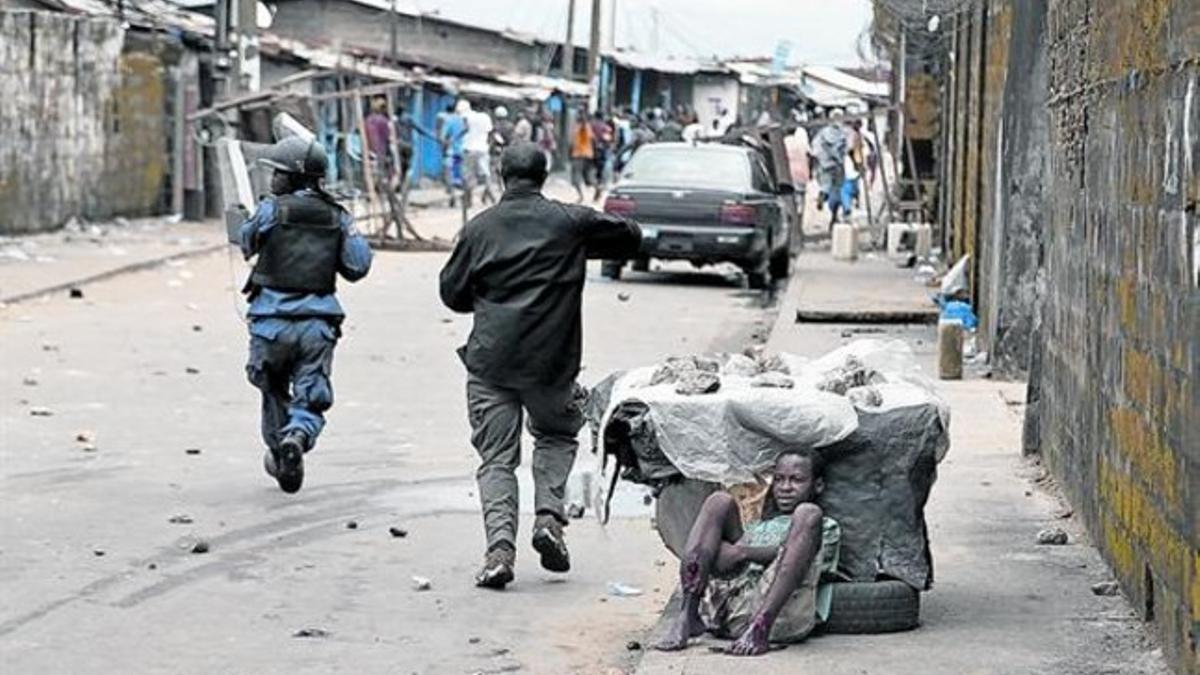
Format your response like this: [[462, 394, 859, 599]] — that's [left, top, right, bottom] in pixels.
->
[[22, 377, 38, 386], [626, 640, 643, 651], [29, 407, 54, 417], [168, 514, 194, 524], [1036, 527, 1069, 545], [293, 628, 330, 639], [345, 520, 358, 530], [185, 367, 200, 374], [412, 576, 433, 591], [68, 287, 84, 299], [388, 526, 408, 538], [617, 292, 631, 302], [185, 448, 202, 455], [1091, 580, 1120, 596], [93, 549, 106, 557], [76, 431, 95, 443], [606, 582, 644, 597], [190, 540, 210, 554]]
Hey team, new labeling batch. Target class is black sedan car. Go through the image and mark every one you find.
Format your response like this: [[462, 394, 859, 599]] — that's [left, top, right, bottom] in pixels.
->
[[601, 140, 797, 289]]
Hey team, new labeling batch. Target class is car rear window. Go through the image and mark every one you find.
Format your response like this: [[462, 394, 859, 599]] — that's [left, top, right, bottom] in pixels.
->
[[621, 147, 750, 190]]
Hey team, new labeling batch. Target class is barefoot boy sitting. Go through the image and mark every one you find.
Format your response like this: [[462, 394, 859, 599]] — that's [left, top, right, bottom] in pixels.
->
[[656, 448, 840, 656]]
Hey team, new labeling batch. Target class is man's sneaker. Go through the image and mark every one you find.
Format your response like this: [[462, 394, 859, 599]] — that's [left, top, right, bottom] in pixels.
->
[[532, 515, 570, 573], [275, 432, 305, 494], [475, 545, 515, 590]]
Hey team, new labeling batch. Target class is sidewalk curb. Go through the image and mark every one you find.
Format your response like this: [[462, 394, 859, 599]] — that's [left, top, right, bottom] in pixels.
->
[[0, 243, 227, 307]]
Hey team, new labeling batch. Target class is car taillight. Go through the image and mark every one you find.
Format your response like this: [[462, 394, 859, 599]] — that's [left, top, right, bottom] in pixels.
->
[[604, 195, 637, 216], [719, 202, 756, 225]]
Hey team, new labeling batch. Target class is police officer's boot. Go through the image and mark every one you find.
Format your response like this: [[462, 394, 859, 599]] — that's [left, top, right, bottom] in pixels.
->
[[273, 431, 306, 494]]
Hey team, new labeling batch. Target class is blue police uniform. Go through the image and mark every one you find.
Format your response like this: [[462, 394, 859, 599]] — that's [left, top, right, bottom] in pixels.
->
[[239, 190, 372, 456]]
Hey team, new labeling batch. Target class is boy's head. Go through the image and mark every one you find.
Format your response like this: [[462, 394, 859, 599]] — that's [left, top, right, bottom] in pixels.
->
[[769, 449, 824, 515]]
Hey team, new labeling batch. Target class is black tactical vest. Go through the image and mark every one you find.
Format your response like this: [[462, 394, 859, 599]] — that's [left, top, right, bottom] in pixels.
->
[[250, 194, 343, 294]]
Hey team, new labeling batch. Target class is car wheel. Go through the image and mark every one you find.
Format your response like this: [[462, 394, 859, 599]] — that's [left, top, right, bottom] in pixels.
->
[[632, 258, 650, 273], [769, 246, 792, 280], [821, 580, 920, 634], [601, 260, 624, 280]]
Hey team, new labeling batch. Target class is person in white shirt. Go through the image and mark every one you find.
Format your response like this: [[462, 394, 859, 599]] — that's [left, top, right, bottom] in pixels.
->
[[460, 100, 497, 205]]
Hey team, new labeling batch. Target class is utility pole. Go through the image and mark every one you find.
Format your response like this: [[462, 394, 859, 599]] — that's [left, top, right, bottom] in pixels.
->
[[587, 0, 601, 94], [563, 0, 575, 78], [609, 0, 617, 51], [389, 0, 398, 63], [232, 0, 259, 92]]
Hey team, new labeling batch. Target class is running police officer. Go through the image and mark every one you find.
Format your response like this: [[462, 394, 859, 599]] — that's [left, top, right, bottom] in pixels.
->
[[439, 142, 642, 589], [238, 137, 372, 493]]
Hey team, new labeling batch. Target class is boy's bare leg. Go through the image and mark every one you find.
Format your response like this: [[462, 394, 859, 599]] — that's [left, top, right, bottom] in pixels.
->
[[656, 492, 745, 651], [727, 503, 823, 656]]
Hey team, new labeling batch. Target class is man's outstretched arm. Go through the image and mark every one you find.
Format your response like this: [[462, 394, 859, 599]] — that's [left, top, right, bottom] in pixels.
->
[[578, 208, 642, 260]]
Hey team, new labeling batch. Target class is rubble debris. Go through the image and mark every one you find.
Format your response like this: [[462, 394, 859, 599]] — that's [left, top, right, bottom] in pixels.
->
[[147, 563, 157, 570], [388, 526, 408, 538], [42, 344, 59, 352], [80, 443, 98, 453], [68, 288, 84, 299], [411, 576, 432, 591], [606, 582, 643, 597], [675, 371, 720, 396], [30, 407, 54, 417], [1036, 528, 1069, 545], [22, 377, 38, 386], [468, 637, 481, 644], [76, 431, 95, 443], [93, 549, 106, 557], [185, 367, 200, 375], [190, 540, 210, 554], [345, 521, 358, 530], [617, 292, 631, 302], [650, 356, 720, 386], [1091, 580, 1120, 596], [750, 372, 795, 389], [184, 448, 202, 455], [816, 355, 884, 395], [293, 628, 330, 639], [626, 641, 643, 651], [846, 385, 883, 407], [192, 325, 203, 332], [168, 514, 194, 524], [721, 354, 760, 377]]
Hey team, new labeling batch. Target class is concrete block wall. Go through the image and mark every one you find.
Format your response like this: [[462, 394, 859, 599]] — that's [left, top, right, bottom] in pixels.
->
[[0, 11, 169, 234], [1037, 1, 1199, 672]]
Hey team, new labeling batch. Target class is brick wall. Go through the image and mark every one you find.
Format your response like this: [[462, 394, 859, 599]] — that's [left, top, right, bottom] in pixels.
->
[[935, 0, 1198, 670], [0, 11, 169, 234], [1036, 1, 1198, 672]]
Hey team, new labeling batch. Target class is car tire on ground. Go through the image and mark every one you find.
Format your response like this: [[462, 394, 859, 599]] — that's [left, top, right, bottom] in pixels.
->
[[822, 580, 920, 634], [632, 258, 650, 273], [601, 260, 624, 280], [769, 247, 791, 281]]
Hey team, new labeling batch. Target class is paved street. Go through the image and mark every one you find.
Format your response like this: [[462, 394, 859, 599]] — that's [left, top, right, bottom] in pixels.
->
[[0, 218, 774, 674]]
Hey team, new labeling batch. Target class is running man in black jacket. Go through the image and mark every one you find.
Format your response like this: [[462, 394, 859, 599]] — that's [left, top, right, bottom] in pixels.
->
[[439, 142, 642, 589]]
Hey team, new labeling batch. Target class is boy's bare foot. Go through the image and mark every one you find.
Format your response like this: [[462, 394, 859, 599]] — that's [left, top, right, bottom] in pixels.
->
[[654, 609, 707, 651], [727, 615, 771, 656]]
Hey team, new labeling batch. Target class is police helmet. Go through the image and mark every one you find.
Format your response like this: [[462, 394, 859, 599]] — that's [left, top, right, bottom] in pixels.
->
[[259, 136, 327, 177]]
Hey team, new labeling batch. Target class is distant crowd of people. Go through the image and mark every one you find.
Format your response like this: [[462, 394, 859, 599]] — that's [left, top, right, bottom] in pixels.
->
[[355, 94, 880, 223]]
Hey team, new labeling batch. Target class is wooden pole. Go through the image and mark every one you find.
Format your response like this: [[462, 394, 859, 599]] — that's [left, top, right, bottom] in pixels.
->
[[354, 89, 382, 239], [564, 0, 576, 78]]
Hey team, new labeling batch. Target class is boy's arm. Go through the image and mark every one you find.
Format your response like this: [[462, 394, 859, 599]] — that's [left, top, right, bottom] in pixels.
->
[[337, 211, 373, 282]]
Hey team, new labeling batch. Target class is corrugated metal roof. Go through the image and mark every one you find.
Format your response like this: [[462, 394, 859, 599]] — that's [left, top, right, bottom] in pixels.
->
[[802, 65, 889, 100], [604, 51, 722, 76]]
